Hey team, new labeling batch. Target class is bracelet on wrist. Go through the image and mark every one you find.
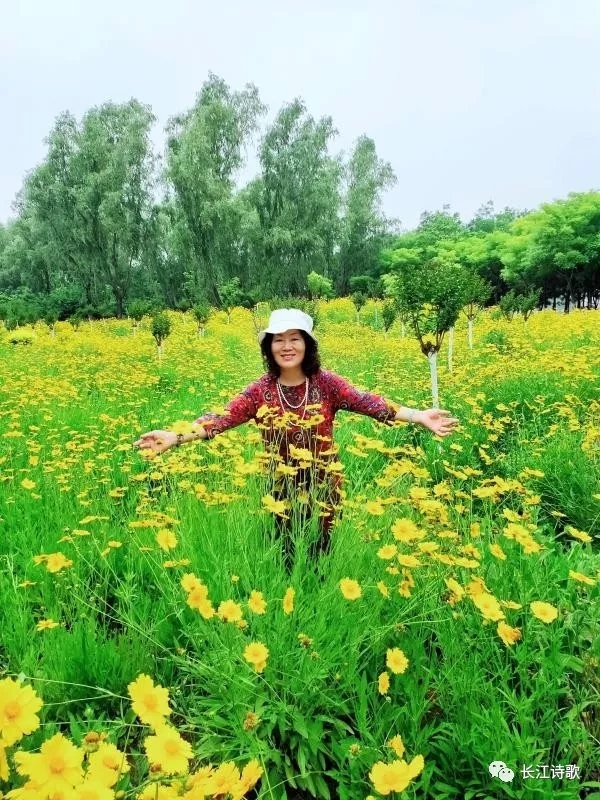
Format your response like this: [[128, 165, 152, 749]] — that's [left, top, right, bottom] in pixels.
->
[[408, 408, 417, 423]]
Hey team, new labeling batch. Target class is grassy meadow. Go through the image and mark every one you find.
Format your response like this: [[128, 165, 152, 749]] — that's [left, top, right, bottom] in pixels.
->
[[1, 300, 599, 800]]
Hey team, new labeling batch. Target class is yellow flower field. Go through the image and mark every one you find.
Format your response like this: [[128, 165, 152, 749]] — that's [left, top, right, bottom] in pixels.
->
[[0, 302, 598, 799]]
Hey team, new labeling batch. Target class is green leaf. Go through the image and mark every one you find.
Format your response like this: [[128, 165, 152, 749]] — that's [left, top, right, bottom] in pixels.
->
[[292, 710, 309, 739]]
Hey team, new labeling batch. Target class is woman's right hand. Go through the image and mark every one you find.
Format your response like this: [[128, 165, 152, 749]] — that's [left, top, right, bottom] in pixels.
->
[[133, 430, 177, 456]]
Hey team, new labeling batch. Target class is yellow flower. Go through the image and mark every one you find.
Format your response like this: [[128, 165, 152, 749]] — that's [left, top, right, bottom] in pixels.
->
[[247, 590, 267, 614], [144, 726, 193, 775], [137, 782, 179, 799], [21, 478, 36, 490], [377, 544, 397, 560], [340, 578, 362, 600], [283, 587, 295, 615], [470, 592, 505, 622], [530, 601, 558, 623], [497, 622, 522, 647], [489, 543, 507, 560], [0, 677, 43, 746], [203, 761, 240, 796], [127, 674, 172, 729], [261, 494, 289, 518], [244, 642, 269, 673], [565, 526, 593, 543], [14, 732, 84, 793], [180, 573, 202, 592], [391, 518, 422, 542], [156, 529, 178, 551], [378, 671, 390, 695], [397, 554, 421, 568], [568, 570, 596, 586], [387, 735, 405, 758], [369, 754, 425, 795], [196, 598, 216, 619], [87, 742, 130, 787], [78, 779, 115, 800], [444, 578, 464, 605], [44, 552, 74, 573], [386, 648, 409, 675], [365, 500, 385, 515], [218, 600, 243, 623], [231, 759, 264, 800], [186, 583, 209, 607], [36, 619, 60, 631], [377, 581, 389, 598]]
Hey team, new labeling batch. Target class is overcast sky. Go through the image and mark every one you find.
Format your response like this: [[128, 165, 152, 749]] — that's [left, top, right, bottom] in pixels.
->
[[2, 0, 599, 229]]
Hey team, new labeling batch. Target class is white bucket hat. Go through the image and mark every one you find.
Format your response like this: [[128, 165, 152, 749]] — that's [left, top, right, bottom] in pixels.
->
[[258, 308, 317, 344]]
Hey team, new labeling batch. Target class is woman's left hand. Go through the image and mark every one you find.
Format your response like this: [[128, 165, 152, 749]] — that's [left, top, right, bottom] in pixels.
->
[[416, 409, 459, 436]]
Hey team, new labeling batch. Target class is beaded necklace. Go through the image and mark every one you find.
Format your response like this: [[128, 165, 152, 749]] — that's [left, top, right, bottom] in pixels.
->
[[276, 376, 309, 420]]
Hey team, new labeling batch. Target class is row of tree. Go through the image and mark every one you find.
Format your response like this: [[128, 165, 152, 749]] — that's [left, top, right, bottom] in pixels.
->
[[0, 72, 598, 322], [0, 74, 396, 318]]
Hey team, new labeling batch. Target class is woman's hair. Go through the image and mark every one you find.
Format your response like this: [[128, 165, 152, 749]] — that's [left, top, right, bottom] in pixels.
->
[[260, 331, 321, 377]]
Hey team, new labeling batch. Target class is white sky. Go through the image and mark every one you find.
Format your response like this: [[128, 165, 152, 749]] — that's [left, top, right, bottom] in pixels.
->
[[2, 0, 600, 229]]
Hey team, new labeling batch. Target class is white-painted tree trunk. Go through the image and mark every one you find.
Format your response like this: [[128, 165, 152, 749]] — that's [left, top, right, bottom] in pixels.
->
[[468, 318, 474, 349], [428, 350, 440, 409], [447, 327, 454, 373]]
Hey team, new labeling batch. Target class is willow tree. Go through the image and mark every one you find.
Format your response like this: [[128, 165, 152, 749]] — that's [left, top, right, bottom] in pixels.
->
[[166, 74, 265, 305]]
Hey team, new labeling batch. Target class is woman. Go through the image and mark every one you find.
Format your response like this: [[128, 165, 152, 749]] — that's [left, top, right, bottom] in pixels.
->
[[133, 309, 458, 567]]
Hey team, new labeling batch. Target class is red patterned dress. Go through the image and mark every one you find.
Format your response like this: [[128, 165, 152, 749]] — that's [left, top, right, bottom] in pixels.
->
[[194, 369, 399, 550]]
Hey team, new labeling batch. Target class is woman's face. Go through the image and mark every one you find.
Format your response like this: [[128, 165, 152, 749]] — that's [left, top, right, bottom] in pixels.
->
[[271, 329, 306, 371]]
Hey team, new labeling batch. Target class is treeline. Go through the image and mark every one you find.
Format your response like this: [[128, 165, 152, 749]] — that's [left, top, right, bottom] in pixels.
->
[[0, 72, 598, 325]]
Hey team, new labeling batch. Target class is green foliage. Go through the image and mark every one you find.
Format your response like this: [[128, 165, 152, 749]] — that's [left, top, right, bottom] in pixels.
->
[[461, 272, 492, 320], [218, 277, 244, 321], [335, 136, 397, 295], [499, 192, 600, 311], [127, 300, 154, 321], [43, 310, 59, 328], [519, 288, 542, 320], [350, 292, 367, 313], [307, 271, 334, 300], [192, 300, 212, 326], [381, 301, 397, 333], [166, 74, 265, 304], [248, 99, 342, 297], [15, 101, 157, 318], [499, 290, 519, 321], [391, 256, 470, 355], [68, 313, 83, 331], [481, 329, 513, 354], [150, 312, 172, 346], [499, 289, 541, 321]]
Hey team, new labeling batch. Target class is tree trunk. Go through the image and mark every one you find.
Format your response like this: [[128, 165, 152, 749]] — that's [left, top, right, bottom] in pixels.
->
[[447, 327, 454, 373], [468, 318, 474, 350], [427, 350, 440, 409]]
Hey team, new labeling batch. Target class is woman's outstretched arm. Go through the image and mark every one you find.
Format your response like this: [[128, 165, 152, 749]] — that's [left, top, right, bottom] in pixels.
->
[[133, 382, 260, 455], [325, 371, 458, 436], [394, 407, 459, 436]]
